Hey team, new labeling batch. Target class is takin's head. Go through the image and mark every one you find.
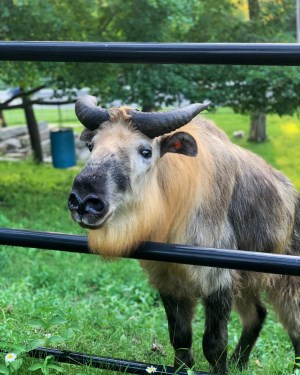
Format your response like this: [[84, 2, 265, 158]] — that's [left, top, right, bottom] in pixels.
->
[[68, 96, 209, 256]]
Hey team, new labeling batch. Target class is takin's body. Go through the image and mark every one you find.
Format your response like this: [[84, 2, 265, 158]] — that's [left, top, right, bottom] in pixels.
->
[[69, 101, 300, 375]]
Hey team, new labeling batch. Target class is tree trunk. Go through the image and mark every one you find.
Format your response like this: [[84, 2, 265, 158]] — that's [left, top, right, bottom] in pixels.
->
[[247, 1, 267, 142], [248, 110, 267, 142], [248, 0, 260, 20], [0, 110, 7, 127], [22, 97, 43, 163]]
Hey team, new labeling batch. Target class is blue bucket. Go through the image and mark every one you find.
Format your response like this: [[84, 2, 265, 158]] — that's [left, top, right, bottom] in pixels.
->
[[50, 128, 76, 168]]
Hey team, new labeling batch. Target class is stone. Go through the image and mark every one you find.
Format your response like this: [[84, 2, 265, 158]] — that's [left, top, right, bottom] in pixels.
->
[[0, 126, 27, 141], [40, 129, 50, 142], [0, 121, 87, 162], [5, 151, 26, 159], [19, 134, 31, 147], [5, 138, 22, 150], [41, 139, 51, 154], [0, 141, 7, 153], [233, 130, 245, 139], [38, 121, 48, 132], [44, 156, 53, 163]]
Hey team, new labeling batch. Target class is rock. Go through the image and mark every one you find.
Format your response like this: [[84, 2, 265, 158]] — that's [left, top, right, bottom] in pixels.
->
[[19, 134, 31, 147], [44, 156, 53, 163], [38, 121, 48, 132], [40, 129, 50, 142], [151, 343, 165, 355], [0, 126, 27, 140], [5, 151, 26, 159], [5, 138, 22, 150], [0, 122, 85, 162], [233, 130, 245, 139], [41, 139, 51, 154], [17, 148, 30, 156], [0, 141, 7, 153]]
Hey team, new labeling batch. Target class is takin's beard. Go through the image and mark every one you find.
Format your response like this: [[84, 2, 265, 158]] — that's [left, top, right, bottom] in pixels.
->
[[87, 186, 168, 259]]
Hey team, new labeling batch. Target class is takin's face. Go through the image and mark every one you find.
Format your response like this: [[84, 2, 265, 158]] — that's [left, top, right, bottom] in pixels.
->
[[68, 120, 197, 230]]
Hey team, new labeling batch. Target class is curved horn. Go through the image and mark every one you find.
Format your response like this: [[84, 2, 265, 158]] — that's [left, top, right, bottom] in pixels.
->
[[75, 95, 110, 131], [128, 102, 210, 139]]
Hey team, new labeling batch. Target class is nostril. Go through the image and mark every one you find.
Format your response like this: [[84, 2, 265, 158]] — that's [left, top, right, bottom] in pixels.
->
[[68, 192, 80, 210], [84, 197, 106, 215]]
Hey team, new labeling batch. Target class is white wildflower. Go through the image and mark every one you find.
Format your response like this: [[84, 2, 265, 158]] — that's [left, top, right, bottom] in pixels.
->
[[146, 365, 157, 373], [5, 352, 17, 362]]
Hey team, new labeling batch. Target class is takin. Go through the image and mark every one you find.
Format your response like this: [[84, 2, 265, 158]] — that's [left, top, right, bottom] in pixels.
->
[[68, 96, 300, 375]]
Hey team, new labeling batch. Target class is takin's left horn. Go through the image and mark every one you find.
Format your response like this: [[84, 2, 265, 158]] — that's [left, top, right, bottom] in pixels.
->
[[128, 102, 210, 139], [75, 95, 110, 131]]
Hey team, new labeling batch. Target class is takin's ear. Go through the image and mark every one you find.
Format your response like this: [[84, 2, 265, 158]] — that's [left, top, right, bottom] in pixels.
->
[[160, 131, 198, 157], [80, 128, 97, 143]]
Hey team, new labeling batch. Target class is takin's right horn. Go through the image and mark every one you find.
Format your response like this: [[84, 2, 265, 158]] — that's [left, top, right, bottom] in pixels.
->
[[128, 102, 210, 139], [75, 95, 110, 131]]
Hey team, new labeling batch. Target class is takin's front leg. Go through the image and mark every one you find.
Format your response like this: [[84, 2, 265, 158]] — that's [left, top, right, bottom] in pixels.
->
[[202, 287, 233, 375], [159, 293, 196, 370]]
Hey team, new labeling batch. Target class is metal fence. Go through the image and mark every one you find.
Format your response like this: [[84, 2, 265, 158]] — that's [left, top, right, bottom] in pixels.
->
[[0, 42, 300, 375]]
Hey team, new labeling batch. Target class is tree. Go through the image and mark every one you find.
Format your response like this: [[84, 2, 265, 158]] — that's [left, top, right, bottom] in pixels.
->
[[184, 64, 300, 136], [240, 0, 296, 142], [184, 0, 298, 142]]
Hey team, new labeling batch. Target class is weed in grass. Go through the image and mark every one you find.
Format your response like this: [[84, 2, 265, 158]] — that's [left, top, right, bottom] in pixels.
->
[[0, 307, 75, 374]]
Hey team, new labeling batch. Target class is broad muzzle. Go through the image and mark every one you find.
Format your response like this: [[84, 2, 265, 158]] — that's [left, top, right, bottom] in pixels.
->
[[68, 170, 110, 229]]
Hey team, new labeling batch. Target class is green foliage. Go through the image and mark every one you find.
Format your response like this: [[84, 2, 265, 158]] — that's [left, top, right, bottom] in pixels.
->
[[28, 356, 64, 374], [0, 280, 76, 373], [185, 0, 244, 43], [183, 0, 299, 117], [0, 0, 110, 91], [184, 64, 300, 117], [0, 0, 299, 120]]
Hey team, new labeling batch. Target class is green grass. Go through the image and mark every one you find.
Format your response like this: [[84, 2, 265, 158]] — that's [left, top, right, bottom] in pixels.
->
[[3, 107, 80, 130], [0, 108, 299, 374], [3, 107, 77, 126]]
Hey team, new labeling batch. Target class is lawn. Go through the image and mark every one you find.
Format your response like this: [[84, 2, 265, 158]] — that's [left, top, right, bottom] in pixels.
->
[[3, 107, 78, 129], [0, 108, 299, 374]]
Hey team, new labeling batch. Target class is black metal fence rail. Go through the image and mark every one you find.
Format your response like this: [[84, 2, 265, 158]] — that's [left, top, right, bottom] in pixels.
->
[[1, 228, 300, 276], [27, 348, 211, 375], [1, 41, 300, 65], [0, 347, 210, 375]]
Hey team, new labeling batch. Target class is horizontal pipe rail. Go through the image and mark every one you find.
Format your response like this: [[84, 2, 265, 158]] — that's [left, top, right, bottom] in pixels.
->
[[1, 228, 300, 276], [1, 42, 300, 65], [25, 347, 212, 375]]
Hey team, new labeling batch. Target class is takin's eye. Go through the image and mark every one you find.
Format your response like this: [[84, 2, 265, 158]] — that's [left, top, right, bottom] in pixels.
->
[[86, 142, 94, 152], [139, 147, 152, 159]]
